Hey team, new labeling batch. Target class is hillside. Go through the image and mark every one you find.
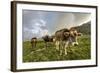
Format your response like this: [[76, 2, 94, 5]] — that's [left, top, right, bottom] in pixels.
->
[[73, 22, 91, 35]]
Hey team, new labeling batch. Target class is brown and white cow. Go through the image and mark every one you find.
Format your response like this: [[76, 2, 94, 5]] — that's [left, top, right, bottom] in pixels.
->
[[31, 37, 37, 48], [54, 28, 82, 55]]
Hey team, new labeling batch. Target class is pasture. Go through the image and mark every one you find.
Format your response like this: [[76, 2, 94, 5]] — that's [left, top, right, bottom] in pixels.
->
[[23, 35, 91, 62]]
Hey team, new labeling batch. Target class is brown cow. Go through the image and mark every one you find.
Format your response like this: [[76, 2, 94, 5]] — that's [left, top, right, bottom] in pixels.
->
[[31, 37, 37, 48], [54, 28, 82, 55]]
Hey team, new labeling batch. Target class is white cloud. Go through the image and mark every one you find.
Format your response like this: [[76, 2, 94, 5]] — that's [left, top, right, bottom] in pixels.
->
[[23, 19, 49, 41]]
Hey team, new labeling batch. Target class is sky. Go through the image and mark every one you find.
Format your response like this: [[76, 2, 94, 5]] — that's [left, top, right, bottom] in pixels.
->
[[22, 10, 91, 41]]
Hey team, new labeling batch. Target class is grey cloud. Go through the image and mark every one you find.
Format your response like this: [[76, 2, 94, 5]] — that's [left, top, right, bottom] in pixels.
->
[[22, 10, 91, 41]]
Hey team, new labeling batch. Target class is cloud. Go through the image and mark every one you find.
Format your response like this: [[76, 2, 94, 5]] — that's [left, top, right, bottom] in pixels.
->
[[23, 10, 91, 41], [55, 13, 91, 30], [23, 17, 49, 41]]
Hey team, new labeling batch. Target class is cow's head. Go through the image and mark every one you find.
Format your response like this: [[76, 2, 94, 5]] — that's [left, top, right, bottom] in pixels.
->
[[64, 28, 82, 46]]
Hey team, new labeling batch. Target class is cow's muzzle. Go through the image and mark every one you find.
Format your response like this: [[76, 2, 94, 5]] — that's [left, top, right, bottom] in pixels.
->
[[72, 42, 78, 46]]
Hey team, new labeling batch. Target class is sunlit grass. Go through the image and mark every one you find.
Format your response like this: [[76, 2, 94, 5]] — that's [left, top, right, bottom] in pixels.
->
[[23, 35, 91, 62]]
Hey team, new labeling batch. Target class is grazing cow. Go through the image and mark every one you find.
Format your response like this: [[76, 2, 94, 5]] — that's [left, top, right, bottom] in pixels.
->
[[42, 35, 55, 48], [31, 37, 37, 48], [54, 28, 82, 55]]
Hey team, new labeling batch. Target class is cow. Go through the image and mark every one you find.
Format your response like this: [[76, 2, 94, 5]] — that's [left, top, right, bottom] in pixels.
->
[[54, 28, 82, 55], [31, 37, 37, 49], [42, 35, 55, 48]]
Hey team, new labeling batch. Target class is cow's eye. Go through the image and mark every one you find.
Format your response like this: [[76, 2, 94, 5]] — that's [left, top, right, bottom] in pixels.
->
[[74, 33, 77, 36], [64, 32, 69, 36]]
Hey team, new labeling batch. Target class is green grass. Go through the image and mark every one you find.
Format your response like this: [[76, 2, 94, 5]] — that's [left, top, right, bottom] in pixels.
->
[[23, 35, 91, 62]]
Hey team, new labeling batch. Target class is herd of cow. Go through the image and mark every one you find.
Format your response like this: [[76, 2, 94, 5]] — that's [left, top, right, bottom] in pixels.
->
[[31, 28, 82, 55]]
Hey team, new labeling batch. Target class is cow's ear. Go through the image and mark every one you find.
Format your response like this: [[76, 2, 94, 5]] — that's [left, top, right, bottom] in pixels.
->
[[77, 33, 82, 36], [64, 32, 69, 36]]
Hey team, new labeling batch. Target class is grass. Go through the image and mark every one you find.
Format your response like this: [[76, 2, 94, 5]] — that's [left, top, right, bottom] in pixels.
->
[[23, 35, 91, 62]]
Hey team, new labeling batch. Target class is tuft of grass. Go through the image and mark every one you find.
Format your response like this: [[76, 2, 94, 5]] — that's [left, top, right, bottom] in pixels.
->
[[23, 35, 91, 62]]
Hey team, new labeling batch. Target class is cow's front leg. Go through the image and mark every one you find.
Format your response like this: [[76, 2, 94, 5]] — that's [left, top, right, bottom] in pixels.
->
[[55, 41, 60, 51], [64, 41, 69, 55]]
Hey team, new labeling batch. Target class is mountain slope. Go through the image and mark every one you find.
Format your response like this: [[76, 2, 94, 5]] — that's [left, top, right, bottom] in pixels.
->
[[73, 22, 91, 35]]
